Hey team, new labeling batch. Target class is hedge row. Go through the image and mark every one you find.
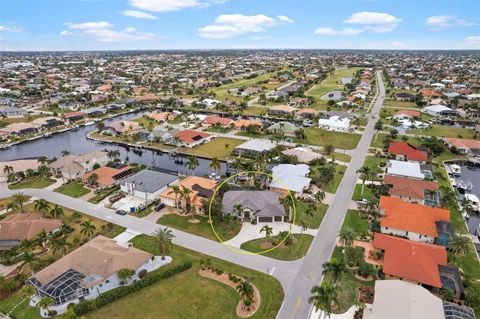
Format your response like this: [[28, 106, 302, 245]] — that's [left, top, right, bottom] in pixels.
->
[[73, 261, 192, 316]]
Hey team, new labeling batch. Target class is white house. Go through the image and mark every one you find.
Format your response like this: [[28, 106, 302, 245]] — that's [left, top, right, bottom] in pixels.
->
[[318, 116, 350, 132], [28, 236, 170, 317], [269, 164, 311, 197], [422, 105, 456, 117], [48, 151, 109, 180], [386, 160, 425, 180]]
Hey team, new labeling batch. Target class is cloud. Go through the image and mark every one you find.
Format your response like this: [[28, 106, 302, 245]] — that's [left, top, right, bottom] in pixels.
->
[[61, 21, 162, 42], [314, 27, 361, 36], [199, 14, 291, 39], [344, 11, 401, 33], [0, 25, 22, 32], [122, 10, 158, 20], [425, 15, 475, 29], [128, 0, 200, 12], [466, 36, 480, 44], [277, 15, 294, 24]]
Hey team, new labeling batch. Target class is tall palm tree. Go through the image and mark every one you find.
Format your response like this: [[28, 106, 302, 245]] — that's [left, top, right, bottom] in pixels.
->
[[51, 237, 70, 256], [12, 192, 29, 213], [260, 225, 273, 243], [6, 201, 20, 213], [180, 186, 194, 216], [309, 281, 339, 318], [305, 204, 316, 219], [86, 173, 99, 187], [36, 229, 50, 248], [338, 227, 357, 247], [185, 155, 199, 176], [49, 205, 64, 219], [38, 296, 54, 315], [209, 157, 221, 174], [322, 257, 348, 285], [357, 165, 374, 196], [448, 234, 470, 256], [152, 228, 175, 260], [3, 165, 14, 176], [281, 195, 296, 222], [168, 185, 181, 210], [37, 165, 50, 180], [34, 199, 50, 217], [233, 203, 244, 220], [22, 251, 36, 276], [80, 220, 96, 238], [37, 156, 49, 167]]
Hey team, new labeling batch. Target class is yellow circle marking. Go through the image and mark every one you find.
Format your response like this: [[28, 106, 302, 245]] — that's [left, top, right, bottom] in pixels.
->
[[208, 170, 297, 255]]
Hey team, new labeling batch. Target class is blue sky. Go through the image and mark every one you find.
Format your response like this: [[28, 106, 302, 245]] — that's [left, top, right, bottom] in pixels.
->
[[1, 0, 479, 51]]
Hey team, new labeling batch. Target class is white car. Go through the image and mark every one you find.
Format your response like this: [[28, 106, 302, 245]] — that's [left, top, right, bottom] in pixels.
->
[[302, 120, 314, 127], [357, 198, 370, 205]]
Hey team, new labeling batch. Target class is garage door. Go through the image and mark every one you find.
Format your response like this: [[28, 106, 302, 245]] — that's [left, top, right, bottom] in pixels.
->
[[258, 217, 273, 223]]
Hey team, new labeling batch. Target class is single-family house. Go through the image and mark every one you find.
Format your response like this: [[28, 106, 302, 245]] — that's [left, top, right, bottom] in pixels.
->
[[147, 111, 173, 123], [444, 138, 480, 156], [386, 160, 425, 180], [81, 165, 133, 188], [63, 112, 85, 122], [104, 120, 141, 136], [0, 122, 39, 136], [173, 130, 212, 148], [30, 116, 64, 129], [379, 196, 451, 245], [233, 119, 263, 130], [202, 115, 234, 128], [384, 175, 439, 206], [318, 116, 350, 132], [0, 106, 27, 118], [269, 164, 311, 197], [120, 169, 178, 204], [422, 105, 457, 117], [268, 105, 296, 117], [233, 140, 276, 158], [266, 121, 300, 137], [222, 190, 285, 223], [392, 110, 420, 120], [48, 151, 109, 180], [281, 147, 322, 163], [0, 159, 40, 182], [388, 141, 428, 163]]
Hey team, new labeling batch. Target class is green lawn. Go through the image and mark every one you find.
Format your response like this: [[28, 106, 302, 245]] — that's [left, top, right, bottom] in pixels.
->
[[0, 290, 42, 319], [363, 156, 387, 176], [240, 234, 314, 260], [302, 128, 361, 150], [383, 100, 417, 108], [370, 133, 389, 148], [87, 235, 284, 319], [295, 201, 329, 228], [180, 137, 244, 160], [306, 67, 361, 99], [352, 184, 376, 202], [332, 152, 351, 163], [324, 165, 348, 193], [409, 125, 475, 139], [133, 116, 157, 132], [9, 177, 55, 190], [203, 126, 233, 134], [341, 210, 369, 237], [243, 106, 267, 116], [88, 186, 119, 204], [132, 203, 155, 218], [157, 214, 241, 242], [54, 181, 91, 198]]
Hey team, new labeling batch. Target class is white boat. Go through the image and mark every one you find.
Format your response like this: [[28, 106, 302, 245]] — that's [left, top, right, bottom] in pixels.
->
[[451, 164, 462, 176], [85, 121, 95, 126], [464, 194, 480, 212]]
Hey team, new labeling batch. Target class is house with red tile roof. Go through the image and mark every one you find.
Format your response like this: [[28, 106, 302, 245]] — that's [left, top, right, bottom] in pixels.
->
[[388, 141, 428, 163], [174, 130, 212, 148], [233, 119, 263, 130], [63, 111, 85, 122], [202, 115, 234, 128], [373, 233, 447, 288], [384, 175, 439, 206], [393, 110, 421, 120], [81, 165, 133, 188], [379, 196, 451, 244], [444, 138, 480, 156]]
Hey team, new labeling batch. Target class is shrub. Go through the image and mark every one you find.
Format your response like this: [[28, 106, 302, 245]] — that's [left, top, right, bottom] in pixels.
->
[[138, 269, 147, 279], [216, 269, 223, 275], [244, 298, 252, 307], [73, 262, 192, 316]]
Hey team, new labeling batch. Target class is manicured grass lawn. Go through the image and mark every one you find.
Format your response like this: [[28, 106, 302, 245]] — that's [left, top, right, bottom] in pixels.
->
[[132, 203, 155, 218], [332, 152, 351, 163], [0, 114, 45, 128], [133, 116, 157, 132], [352, 184, 376, 202], [409, 125, 475, 139], [157, 214, 241, 242], [244, 106, 267, 116], [240, 234, 314, 260], [203, 126, 233, 134], [305, 67, 361, 100], [54, 181, 91, 198], [88, 186, 119, 204], [87, 235, 284, 319], [324, 165, 347, 193], [303, 128, 361, 150], [341, 210, 369, 237], [295, 201, 329, 228], [0, 290, 42, 319], [180, 137, 244, 159], [363, 156, 387, 176], [383, 100, 417, 108], [329, 247, 375, 314], [370, 133, 389, 148], [9, 177, 55, 190]]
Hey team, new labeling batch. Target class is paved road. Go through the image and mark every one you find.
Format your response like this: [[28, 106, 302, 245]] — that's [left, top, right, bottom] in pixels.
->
[[0, 188, 300, 292], [275, 70, 385, 319]]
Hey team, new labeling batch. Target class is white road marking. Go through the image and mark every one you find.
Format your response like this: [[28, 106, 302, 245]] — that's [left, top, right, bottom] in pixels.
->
[[269, 266, 276, 275]]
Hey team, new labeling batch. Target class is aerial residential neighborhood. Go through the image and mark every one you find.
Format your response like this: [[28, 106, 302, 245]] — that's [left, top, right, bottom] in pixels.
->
[[1, 1, 480, 319]]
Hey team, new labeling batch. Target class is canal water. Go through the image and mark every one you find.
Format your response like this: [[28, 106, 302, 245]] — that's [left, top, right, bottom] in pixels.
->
[[0, 110, 225, 176], [459, 163, 480, 197]]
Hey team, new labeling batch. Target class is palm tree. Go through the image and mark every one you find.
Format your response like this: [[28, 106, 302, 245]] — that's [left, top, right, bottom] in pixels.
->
[[209, 157, 221, 174], [106, 149, 120, 161], [51, 237, 70, 256], [281, 195, 296, 222], [38, 296, 54, 315], [6, 201, 20, 213], [260, 225, 273, 243], [22, 251, 36, 276], [233, 203, 244, 220], [152, 228, 175, 260], [180, 186, 194, 216], [12, 192, 29, 213], [38, 165, 50, 180], [357, 166, 374, 196], [314, 191, 326, 204], [168, 185, 182, 210], [3, 165, 14, 176], [236, 280, 254, 301], [7, 284, 36, 316], [61, 150, 70, 156], [80, 220, 96, 238], [36, 229, 49, 248], [185, 155, 199, 175], [20, 239, 35, 253], [309, 281, 339, 318], [34, 199, 50, 217], [37, 156, 49, 167], [299, 219, 308, 233], [338, 227, 357, 247], [305, 204, 316, 218], [322, 257, 348, 285], [49, 205, 64, 219], [374, 120, 383, 143], [117, 268, 134, 285], [448, 234, 470, 256], [86, 173, 99, 187]]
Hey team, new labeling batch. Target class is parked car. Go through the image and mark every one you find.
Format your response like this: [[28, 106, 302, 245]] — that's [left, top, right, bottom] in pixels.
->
[[115, 209, 128, 216], [154, 202, 165, 211], [302, 119, 314, 127], [357, 198, 370, 205]]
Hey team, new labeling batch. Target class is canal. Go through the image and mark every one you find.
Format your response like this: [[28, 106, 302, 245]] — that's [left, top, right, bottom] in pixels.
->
[[459, 163, 480, 198], [0, 110, 226, 176]]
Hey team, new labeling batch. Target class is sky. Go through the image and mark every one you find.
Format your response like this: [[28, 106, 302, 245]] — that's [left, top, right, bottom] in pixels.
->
[[1, 0, 480, 51]]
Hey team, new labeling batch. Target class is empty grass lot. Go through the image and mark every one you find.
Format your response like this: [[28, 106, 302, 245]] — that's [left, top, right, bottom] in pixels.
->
[[341, 210, 369, 238], [86, 235, 284, 319], [409, 125, 475, 139], [303, 127, 361, 150], [157, 214, 241, 242], [180, 137, 244, 159], [54, 181, 90, 198], [295, 201, 329, 228], [9, 177, 55, 190], [240, 234, 314, 260]]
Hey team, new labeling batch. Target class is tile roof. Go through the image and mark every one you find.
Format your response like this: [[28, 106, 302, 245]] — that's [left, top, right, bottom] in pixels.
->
[[388, 141, 428, 162], [373, 233, 447, 287], [174, 130, 210, 143], [384, 175, 438, 200], [379, 196, 450, 237], [0, 213, 63, 242], [81, 165, 133, 187]]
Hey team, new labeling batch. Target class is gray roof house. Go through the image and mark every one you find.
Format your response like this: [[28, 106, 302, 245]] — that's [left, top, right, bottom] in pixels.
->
[[0, 106, 27, 118], [120, 169, 178, 202], [222, 190, 285, 222], [233, 140, 276, 158]]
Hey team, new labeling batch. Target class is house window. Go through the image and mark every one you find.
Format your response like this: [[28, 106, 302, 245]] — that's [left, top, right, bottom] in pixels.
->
[[106, 280, 110, 284], [99, 283, 103, 288]]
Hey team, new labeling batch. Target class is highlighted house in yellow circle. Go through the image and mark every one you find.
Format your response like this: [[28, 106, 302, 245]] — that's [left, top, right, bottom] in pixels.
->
[[208, 170, 297, 255]]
